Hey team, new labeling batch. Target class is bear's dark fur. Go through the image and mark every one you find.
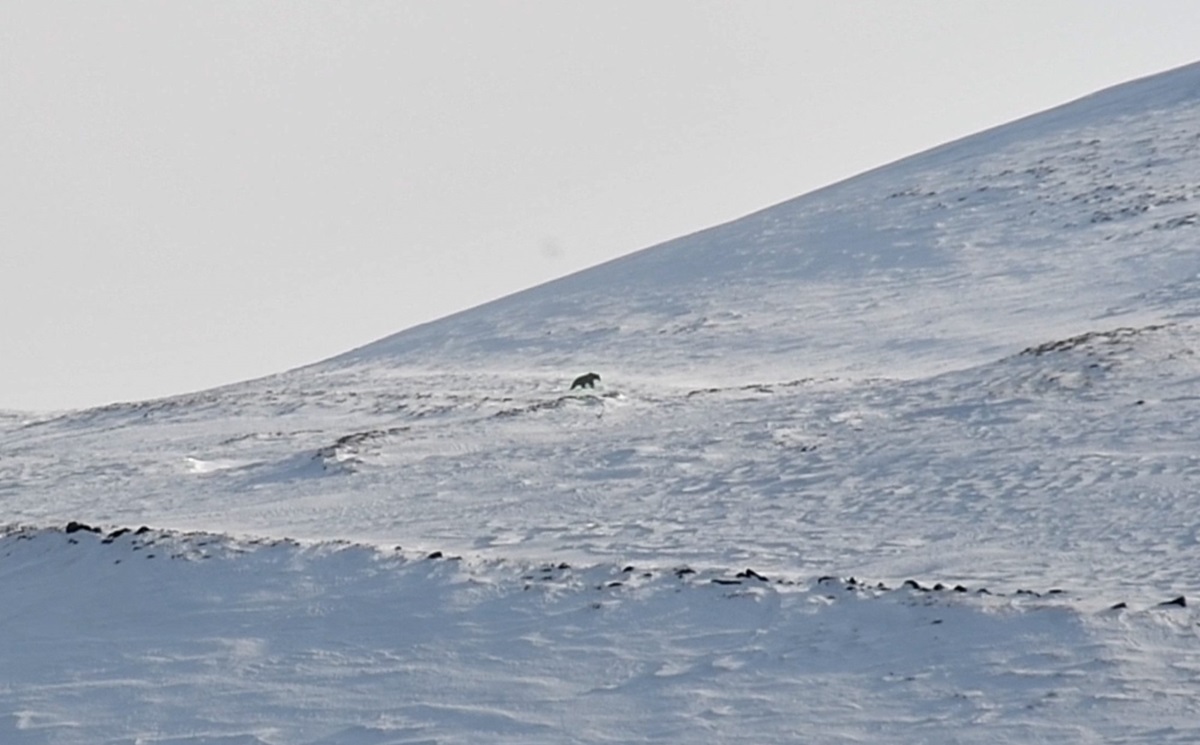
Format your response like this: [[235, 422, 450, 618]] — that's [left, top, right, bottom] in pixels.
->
[[571, 372, 601, 390]]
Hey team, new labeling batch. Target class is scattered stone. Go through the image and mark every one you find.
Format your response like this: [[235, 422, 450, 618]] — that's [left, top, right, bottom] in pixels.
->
[[622, 566, 635, 573], [711, 578, 742, 586], [903, 579, 927, 592], [135, 526, 151, 535], [954, 585, 968, 593], [933, 583, 947, 591], [65, 521, 100, 534], [1159, 596, 1187, 608], [1110, 602, 1128, 610], [426, 551, 443, 560], [674, 567, 696, 578], [106, 528, 131, 541], [736, 568, 768, 582]]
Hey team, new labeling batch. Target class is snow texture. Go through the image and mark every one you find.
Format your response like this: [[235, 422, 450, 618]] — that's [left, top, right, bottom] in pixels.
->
[[6, 61, 1200, 743]]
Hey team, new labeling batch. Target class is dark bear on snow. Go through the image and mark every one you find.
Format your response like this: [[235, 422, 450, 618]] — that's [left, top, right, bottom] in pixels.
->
[[571, 372, 600, 390]]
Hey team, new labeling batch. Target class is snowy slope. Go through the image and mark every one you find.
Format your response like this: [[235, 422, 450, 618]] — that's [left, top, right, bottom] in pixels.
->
[[326, 60, 1200, 383], [6, 62, 1200, 743], [7, 524, 1200, 744]]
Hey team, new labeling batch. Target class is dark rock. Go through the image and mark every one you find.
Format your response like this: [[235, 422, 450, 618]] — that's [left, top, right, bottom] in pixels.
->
[[711, 578, 742, 586], [933, 583, 946, 591], [622, 566, 635, 573], [737, 568, 768, 582], [65, 521, 99, 534], [606, 581, 623, 588], [903, 579, 927, 592], [135, 526, 151, 535], [1159, 596, 1187, 608], [1110, 602, 1128, 610], [674, 567, 696, 578], [106, 528, 131, 540], [426, 551, 443, 560], [954, 585, 968, 593]]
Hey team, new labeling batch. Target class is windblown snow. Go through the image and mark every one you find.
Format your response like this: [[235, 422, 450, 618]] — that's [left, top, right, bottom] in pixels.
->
[[6, 62, 1200, 744]]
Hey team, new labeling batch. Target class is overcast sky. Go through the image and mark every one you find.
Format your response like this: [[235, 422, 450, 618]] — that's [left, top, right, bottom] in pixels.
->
[[3, 2, 1200, 411]]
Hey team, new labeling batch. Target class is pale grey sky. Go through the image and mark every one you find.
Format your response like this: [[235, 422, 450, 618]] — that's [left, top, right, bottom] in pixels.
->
[[3, 2, 1199, 411]]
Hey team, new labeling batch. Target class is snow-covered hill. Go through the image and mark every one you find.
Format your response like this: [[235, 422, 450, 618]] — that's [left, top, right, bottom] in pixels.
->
[[327, 60, 1200, 384], [6, 62, 1200, 743]]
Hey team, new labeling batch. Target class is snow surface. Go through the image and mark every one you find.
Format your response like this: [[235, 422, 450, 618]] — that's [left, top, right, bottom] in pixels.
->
[[6, 62, 1200, 743]]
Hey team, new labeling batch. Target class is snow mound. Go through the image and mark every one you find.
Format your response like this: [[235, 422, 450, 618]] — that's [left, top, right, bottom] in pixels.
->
[[4, 525, 1200, 744]]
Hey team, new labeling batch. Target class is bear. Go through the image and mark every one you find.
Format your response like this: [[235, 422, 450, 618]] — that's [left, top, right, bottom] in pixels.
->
[[570, 372, 601, 390]]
